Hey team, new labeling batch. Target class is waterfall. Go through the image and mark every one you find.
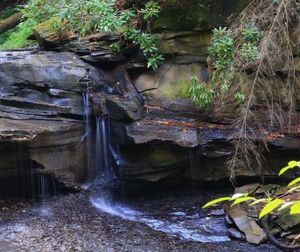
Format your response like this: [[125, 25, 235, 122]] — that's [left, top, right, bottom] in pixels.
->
[[95, 116, 112, 180], [82, 87, 95, 181], [82, 86, 112, 183]]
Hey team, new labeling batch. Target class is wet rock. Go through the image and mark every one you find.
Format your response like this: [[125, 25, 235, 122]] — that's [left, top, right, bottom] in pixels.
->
[[235, 183, 261, 195], [276, 194, 300, 232], [228, 227, 246, 241], [0, 118, 85, 186], [208, 209, 225, 217], [226, 206, 267, 245], [225, 214, 234, 226], [105, 95, 145, 122], [112, 141, 188, 182]]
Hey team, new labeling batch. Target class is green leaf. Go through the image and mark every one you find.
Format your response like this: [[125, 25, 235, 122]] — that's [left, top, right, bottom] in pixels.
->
[[279, 161, 300, 176], [231, 196, 255, 206], [202, 197, 231, 209], [288, 177, 300, 187], [290, 202, 300, 215], [259, 199, 284, 219], [279, 166, 292, 176], [249, 198, 270, 206]]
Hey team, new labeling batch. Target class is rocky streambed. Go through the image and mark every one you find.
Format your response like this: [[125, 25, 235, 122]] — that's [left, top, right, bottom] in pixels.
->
[[0, 186, 281, 252]]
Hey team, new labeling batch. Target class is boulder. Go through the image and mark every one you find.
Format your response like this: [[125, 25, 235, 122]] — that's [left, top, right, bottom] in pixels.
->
[[226, 206, 267, 245], [33, 18, 73, 49], [0, 118, 85, 187]]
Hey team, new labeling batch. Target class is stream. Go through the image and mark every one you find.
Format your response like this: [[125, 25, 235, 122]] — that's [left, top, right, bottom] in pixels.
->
[[0, 185, 281, 252]]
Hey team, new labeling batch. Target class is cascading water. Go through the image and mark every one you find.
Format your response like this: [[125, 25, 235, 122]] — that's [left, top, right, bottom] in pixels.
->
[[82, 86, 96, 181], [83, 87, 228, 244], [82, 85, 114, 184], [95, 116, 112, 180]]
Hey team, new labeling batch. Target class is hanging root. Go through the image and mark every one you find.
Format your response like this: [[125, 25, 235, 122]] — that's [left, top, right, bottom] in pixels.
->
[[227, 0, 299, 181]]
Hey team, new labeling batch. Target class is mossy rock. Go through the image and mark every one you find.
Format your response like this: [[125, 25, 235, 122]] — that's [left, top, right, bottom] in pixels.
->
[[153, 0, 249, 32], [134, 63, 207, 100], [33, 18, 72, 48]]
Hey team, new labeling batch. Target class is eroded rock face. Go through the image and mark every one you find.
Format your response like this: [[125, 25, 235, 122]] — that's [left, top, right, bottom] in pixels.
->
[[2, 0, 300, 187], [109, 105, 300, 182], [0, 50, 146, 187], [0, 50, 101, 187]]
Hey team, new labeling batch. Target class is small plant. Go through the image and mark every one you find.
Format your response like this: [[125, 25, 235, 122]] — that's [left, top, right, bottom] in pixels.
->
[[203, 161, 300, 219], [188, 77, 214, 108], [140, 1, 160, 20], [209, 27, 234, 72], [234, 92, 246, 104], [240, 43, 260, 61], [241, 25, 261, 44]]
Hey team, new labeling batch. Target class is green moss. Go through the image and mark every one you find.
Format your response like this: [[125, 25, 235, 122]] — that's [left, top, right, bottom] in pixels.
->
[[0, 20, 36, 50], [160, 79, 191, 99]]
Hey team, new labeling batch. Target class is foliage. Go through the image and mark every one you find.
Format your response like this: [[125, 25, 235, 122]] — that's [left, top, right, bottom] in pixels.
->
[[2, 0, 163, 69], [240, 42, 260, 61], [234, 92, 246, 104], [0, 20, 36, 50], [209, 27, 234, 71], [241, 25, 261, 44], [189, 25, 256, 108], [203, 161, 300, 219], [188, 76, 214, 108]]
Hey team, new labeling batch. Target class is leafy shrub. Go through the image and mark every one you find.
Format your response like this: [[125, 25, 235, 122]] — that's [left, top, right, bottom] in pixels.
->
[[188, 24, 262, 109], [240, 42, 260, 61], [203, 161, 300, 219], [188, 77, 214, 108], [241, 25, 261, 44], [234, 92, 246, 104], [209, 27, 233, 71], [2, 0, 163, 69]]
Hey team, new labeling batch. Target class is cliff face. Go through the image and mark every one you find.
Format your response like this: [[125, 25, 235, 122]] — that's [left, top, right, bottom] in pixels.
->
[[0, 1, 300, 190], [0, 50, 98, 188]]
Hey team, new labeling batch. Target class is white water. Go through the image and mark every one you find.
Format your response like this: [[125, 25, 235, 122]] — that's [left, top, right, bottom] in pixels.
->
[[85, 86, 229, 243], [90, 195, 230, 243]]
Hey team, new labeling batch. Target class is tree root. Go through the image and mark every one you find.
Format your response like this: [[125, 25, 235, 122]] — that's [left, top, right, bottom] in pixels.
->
[[260, 216, 300, 251]]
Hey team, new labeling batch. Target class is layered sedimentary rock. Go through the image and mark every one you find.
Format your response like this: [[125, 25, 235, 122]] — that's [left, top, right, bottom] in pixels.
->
[[0, 50, 99, 186], [2, 0, 300, 186]]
